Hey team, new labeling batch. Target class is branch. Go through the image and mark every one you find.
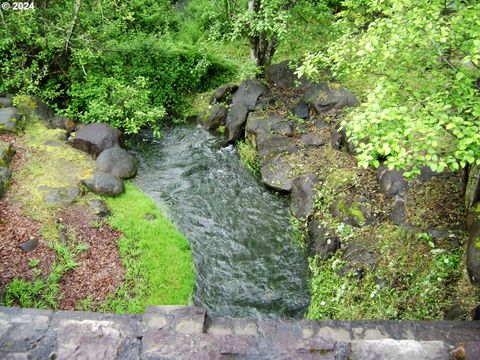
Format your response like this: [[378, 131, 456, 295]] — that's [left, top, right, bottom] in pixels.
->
[[64, 0, 82, 53]]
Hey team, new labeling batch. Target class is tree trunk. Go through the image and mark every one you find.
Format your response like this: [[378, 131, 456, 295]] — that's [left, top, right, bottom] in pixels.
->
[[466, 164, 480, 210]]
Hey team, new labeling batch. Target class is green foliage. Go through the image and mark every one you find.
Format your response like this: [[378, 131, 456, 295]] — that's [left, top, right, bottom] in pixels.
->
[[298, 0, 480, 176], [237, 139, 260, 175], [308, 226, 468, 320], [101, 182, 194, 313]]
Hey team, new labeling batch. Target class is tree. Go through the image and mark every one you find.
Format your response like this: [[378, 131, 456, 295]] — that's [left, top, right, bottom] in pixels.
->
[[235, 0, 297, 72]]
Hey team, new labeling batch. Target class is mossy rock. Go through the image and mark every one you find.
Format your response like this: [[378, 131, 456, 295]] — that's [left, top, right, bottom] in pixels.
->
[[0, 141, 14, 167], [0, 167, 12, 198], [0, 108, 19, 134], [331, 196, 373, 227]]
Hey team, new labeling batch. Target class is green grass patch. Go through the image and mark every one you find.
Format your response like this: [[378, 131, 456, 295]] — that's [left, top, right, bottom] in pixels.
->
[[237, 139, 260, 176], [100, 182, 194, 313]]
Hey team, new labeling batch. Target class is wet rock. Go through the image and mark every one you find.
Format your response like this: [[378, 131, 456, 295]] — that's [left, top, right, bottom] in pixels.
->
[[305, 82, 358, 114], [49, 116, 76, 133], [0, 167, 12, 198], [291, 100, 309, 119], [200, 104, 228, 131], [224, 79, 269, 143], [70, 123, 123, 156], [0, 140, 14, 167], [290, 174, 318, 218], [96, 147, 138, 179], [44, 186, 81, 207], [308, 220, 339, 260], [378, 167, 407, 197], [331, 196, 373, 227], [19, 238, 39, 252], [0, 107, 20, 133], [301, 132, 325, 147], [265, 60, 310, 89], [82, 171, 124, 196], [88, 199, 111, 218], [209, 83, 238, 104], [0, 97, 13, 108]]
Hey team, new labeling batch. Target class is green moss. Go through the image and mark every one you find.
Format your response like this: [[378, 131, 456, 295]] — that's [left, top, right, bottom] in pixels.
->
[[348, 203, 365, 223], [100, 182, 194, 313], [475, 237, 480, 250]]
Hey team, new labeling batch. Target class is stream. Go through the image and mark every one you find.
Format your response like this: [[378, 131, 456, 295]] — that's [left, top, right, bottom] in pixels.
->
[[131, 124, 309, 319]]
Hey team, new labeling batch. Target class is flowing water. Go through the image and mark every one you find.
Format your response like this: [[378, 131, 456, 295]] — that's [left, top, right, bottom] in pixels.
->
[[131, 125, 309, 318]]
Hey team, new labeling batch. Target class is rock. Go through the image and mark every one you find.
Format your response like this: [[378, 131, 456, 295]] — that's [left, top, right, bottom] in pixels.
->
[[245, 113, 282, 145], [391, 196, 408, 226], [305, 82, 358, 114], [224, 79, 269, 143], [200, 105, 228, 130], [257, 134, 299, 191], [290, 174, 318, 218], [308, 220, 340, 260], [209, 84, 238, 104], [145, 213, 157, 221], [330, 129, 343, 149], [96, 147, 138, 179], [70, 123, 123, 156], [0, 167, 12, 198], [19, 238, 39, 252], [291, 100, 309, 119], [82, 171, 124, 196], [0, 107, 20, 133], [444, 304, 466, 321], [427, 228, 450, 241], [32, 96, 54, 121], [44, 186, 81, 207], [467, 226, 480, 286], [378, 167, 407, 197], [88, 199, 111, 218], [272, 121, 293, 137], [0, 141, 14, 167], [265, 60, 310, 89], [0, 97, 13, 108], [49, 116, 76, 133], [342, 242, 378, 271], [331, 196, 373, 227], [301, 132, 325, 147]]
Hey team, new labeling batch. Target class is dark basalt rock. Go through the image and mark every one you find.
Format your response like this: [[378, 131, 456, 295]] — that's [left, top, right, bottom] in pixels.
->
[[49, 116, 76, 133], [331, 196, 373, 227], [82, 171, 124, 196], [209, 84, 238, 104], [0, 141, 14, 167], [0, 167, 12, 198], [291, 100, 310, 119], [391, 195, 408, 226], [32, 96, 54, 121], [44, 186, 81, 207], [378, 167, 408, 197], [200, 105, 228, 131], [301, 132, 325, 147], [224, 80, 269, 143], [290, 174, 318, 218], [19, 238, 39, 253], [0, 97, 13, 108], [467, 207, 480, 286], [96, 147, 138, 179], [265, 60, 311, 89], [70, 123, 123, 156], [308, 220, 340, 260], [305, 82, 358, 114], [272, 121, 294, 137], [0, 107, 19, 133]]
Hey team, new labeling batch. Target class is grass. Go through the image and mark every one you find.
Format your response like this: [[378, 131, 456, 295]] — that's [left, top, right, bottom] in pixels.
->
[[100, 182, 194, 313], [237, 139, 260, 176]]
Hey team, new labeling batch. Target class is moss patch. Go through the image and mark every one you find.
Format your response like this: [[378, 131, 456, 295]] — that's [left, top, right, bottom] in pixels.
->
[[100, 182, 194, 313]]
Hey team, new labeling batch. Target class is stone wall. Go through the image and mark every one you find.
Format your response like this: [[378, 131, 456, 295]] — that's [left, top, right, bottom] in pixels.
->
[[1, 305, 480, 359]]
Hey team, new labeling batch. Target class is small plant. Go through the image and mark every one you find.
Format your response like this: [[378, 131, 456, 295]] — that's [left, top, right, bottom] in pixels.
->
[[237, 139, 260, 175], [28, 258, 40, 268]]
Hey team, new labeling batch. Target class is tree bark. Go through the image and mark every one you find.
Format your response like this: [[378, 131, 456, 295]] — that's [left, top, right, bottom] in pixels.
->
[[466, 164, 480, 210]]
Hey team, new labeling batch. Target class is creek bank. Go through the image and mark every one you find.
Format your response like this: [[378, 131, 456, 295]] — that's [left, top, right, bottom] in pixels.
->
[[199, 61, 480, 320], [0, 96, 193, 312]]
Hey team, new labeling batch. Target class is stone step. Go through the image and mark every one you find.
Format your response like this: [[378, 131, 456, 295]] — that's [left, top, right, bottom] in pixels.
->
[[1, 306, 479, 359]]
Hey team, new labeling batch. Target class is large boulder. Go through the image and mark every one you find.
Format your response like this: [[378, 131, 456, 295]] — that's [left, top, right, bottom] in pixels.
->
[[0, 141, 14, 167], [265, 60, 310, 89], [209, 84, 238, 104], [256, 133, 299, 191], [82, 171, 124, 196], [308, 220, 340, 260], [245, 113, 286, 145], [305, 82, 358, 114], [96, 147, 137, 179], [70, 123, 123, 156], [0, 107, 19, 133], [200, 105, 228, 131], [290, 174, 318, 218], [224, 79, 269, 143], [0, 167, 12, 198]]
